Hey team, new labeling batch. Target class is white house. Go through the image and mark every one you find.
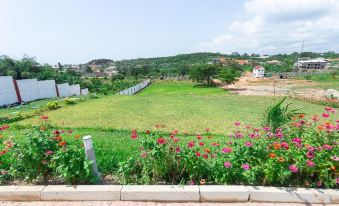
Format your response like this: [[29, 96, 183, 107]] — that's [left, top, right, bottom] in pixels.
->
[[253, 65, 265, 78]]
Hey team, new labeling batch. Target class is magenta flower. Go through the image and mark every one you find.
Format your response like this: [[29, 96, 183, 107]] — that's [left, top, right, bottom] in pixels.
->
[[175, 147, 181, 153], [275, 133, 284, 138], [245, 142, 253, 147], [289, 165, 299, 173], [306, 151, 315, 159], [322, 113, 329, 118], [187, 141, 195, 148], [242, 163, 250, 170], [221, 147, 232, 153], [224, 161, 232, 168], [292, 138, 302, 144], [306, 160, 315, 167]]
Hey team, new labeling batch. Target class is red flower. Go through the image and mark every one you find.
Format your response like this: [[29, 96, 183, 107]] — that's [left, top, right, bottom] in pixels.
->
[[0, 125, 9, 131], [53, 130, 60, 135], [188, 141, 195, 148], [40, 115, 48, 121], [131, 133, 138, 139], [203, 154, 208, 159], [196, 134, 202, 140], [54, 136, 62, 141], [196, 152, 201, 157], [199, 141, 204, 146], [157, 137, 167, 145]]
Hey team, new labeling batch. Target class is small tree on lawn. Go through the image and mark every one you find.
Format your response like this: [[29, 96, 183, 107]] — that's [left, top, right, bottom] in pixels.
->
[[189, 64, 218, 85], [218, 60, 242, 88]]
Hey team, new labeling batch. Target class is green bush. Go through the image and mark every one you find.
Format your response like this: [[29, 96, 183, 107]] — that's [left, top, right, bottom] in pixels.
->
[[10, 116, 94, 184], [64, 98, 80, 105], [47, 101, 60, 110]]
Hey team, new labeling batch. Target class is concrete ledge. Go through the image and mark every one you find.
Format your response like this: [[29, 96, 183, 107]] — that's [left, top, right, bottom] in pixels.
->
[[41, 185, 121, 201], [200, 185, 249, 202], [121, 185, 200, 202], [248, 186, 332, 204], [0, 185, 337, 203], [0, 186, 45, 201]]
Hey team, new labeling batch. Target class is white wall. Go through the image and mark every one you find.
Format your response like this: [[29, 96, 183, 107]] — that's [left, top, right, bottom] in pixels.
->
[[0, 76, 18, 106], [38, 80, 57, 99], [57, 83, 70, 97], [81, 88, 89, 96], [69, 84, 81, 96], [16, 79, 40, 102]]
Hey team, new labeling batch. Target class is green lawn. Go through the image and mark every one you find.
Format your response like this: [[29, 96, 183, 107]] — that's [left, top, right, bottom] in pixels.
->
[[5, 81, 337, 174], [14, 81, 329, 134]]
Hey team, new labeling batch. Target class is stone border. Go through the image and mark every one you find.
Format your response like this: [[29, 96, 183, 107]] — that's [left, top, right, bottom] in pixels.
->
[[0, 185, 337, 203]]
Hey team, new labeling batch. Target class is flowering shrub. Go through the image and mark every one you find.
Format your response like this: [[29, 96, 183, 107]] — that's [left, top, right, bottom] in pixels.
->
[[118, 107, 338, 188], [10, 116, 94, 184], [0, 124, 13, 183]]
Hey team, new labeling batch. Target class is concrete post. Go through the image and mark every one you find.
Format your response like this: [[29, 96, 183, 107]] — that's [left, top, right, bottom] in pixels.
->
[[82, 135, 100, 178]]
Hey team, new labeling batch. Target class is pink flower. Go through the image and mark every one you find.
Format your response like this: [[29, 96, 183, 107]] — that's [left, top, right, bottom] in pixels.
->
[[175, 147, 181, 153], [289, 165, 299, 173], [281, 142, 289, 150], [323, 144, 333, 150], [330, 156, 339, 161], [45, 151, 53, 156], [316, 181, 322, 187], [245, 142, 253, 147], [306, 160, 315, 167], [322, 113, 329, 118], [221, 147, 232, 153], [324, 107, 333, 111], [42, 160, 48, 165], [130, 132, 138, 139], [196, 152, 201, 157], [236, 132, 244, 138], [275, 133, 284, 138], [224, 161, 232, 168], [263, 127, 271, 131], [311, 115, 320, 122], [234, 121, 241, 126], [242, 163, 250, 170]]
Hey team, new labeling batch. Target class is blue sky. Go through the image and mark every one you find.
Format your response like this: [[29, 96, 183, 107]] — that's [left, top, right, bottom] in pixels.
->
[[1, 0, 338, 64]]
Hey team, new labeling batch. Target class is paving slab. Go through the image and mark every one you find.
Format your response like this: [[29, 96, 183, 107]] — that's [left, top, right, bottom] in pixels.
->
[[324, 189, 339, 203], [200, 185, 249, 202], [0, 186, 45, 201], [41, 185, 122, 201], [248, 186, 331, 203], [121, 185, 200, 202]]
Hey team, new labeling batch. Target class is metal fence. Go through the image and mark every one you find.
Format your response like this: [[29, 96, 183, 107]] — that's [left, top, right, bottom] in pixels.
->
[[117, 79, 151, 95]]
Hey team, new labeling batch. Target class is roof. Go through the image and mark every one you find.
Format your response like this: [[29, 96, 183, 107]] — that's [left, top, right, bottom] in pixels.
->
[[297, 58, 328, 63], [253, 65, 264, 70], [235, 59, 249, 65]]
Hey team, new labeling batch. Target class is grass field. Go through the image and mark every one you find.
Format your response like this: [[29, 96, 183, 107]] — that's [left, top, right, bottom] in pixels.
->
[[4, 81, 337, 174], [15, 81, 329, 133]]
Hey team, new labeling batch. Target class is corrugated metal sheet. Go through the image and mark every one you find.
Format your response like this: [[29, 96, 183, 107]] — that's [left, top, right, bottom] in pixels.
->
[[69, 84, 81, 96], [38, 80, 57, 99], [16, 79, 40, 102], [57, 83, 71, 97], [0, 76, 19, 106]]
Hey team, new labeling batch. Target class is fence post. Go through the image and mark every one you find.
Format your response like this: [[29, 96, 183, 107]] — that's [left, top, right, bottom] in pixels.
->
[[82, 135, 100, 178]]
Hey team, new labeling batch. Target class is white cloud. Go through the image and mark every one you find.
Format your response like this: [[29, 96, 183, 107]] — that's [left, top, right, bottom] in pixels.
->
[[198, 0, 339, 54]]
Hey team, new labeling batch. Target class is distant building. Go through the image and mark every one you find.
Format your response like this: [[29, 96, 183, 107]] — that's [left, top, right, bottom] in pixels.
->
[[104, 66, 118, 77], [253, 65, 265, 78], [266, 60, 281, 65], [211, 57, 226, 64], [294, 58, 328, 70]]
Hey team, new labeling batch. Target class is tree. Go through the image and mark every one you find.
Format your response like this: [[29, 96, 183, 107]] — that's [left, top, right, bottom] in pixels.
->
[[218, 60, 242, 87], [189, 64, 218, 85]]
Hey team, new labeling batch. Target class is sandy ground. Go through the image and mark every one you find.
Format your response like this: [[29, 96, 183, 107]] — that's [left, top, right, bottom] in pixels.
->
[[217, 72, 339, 103]]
